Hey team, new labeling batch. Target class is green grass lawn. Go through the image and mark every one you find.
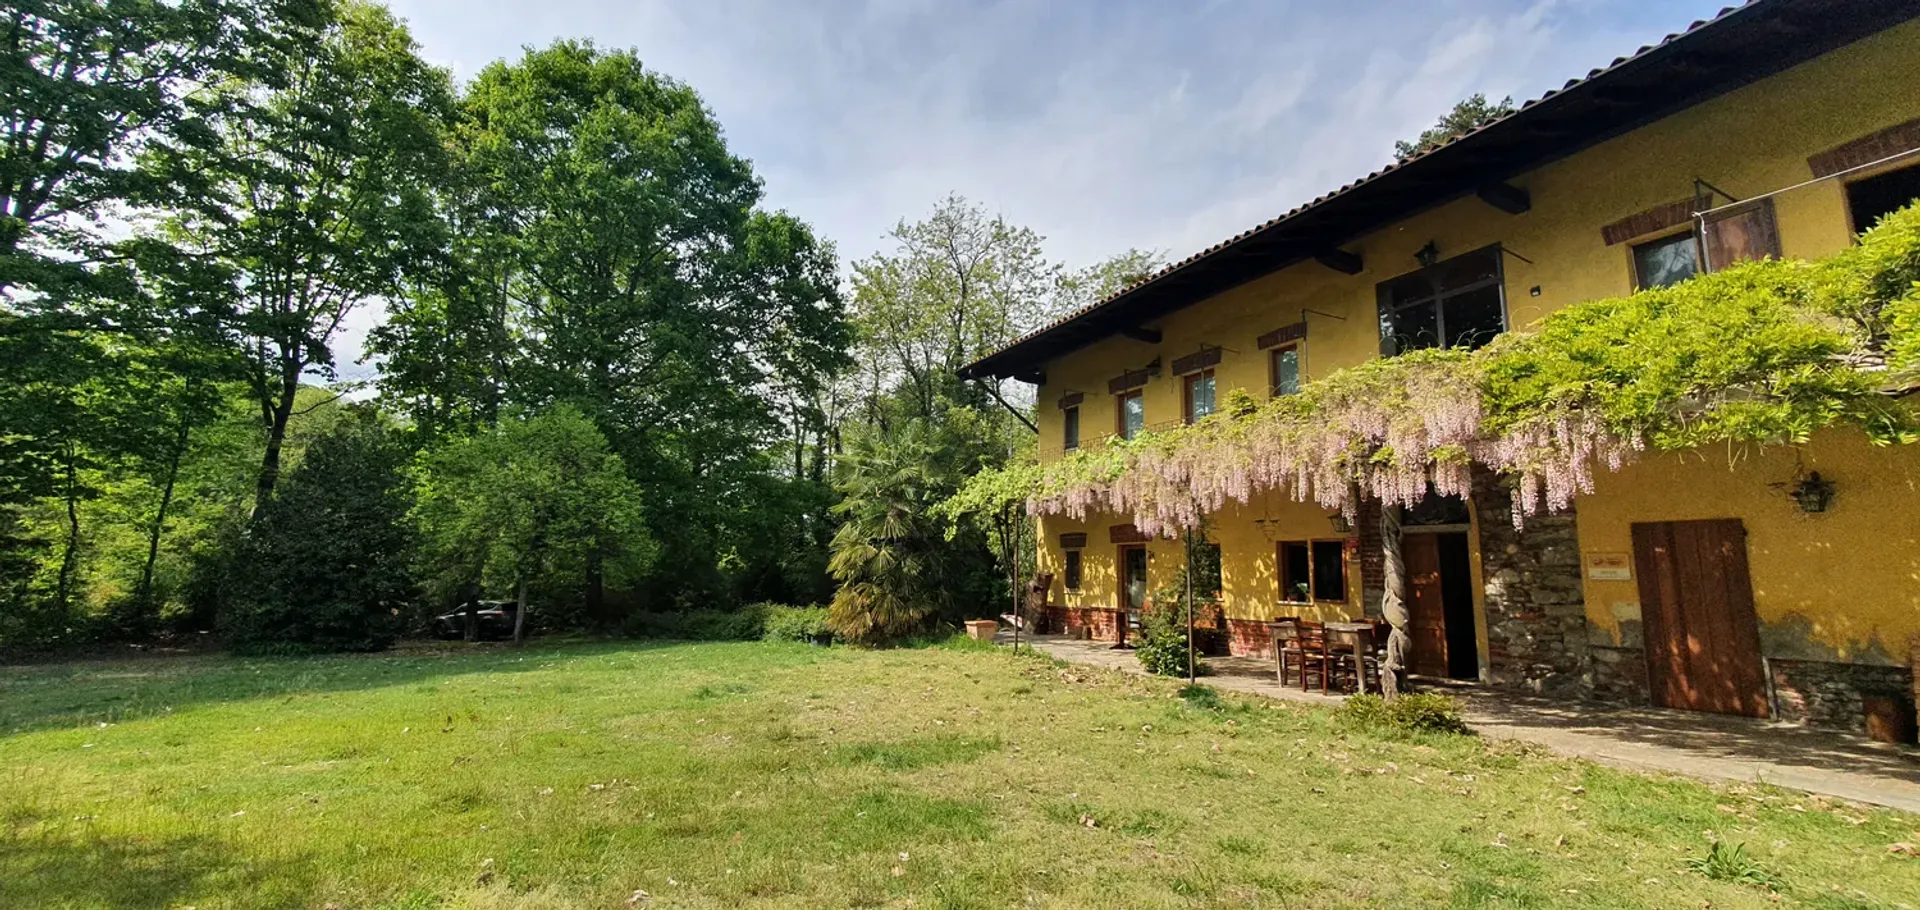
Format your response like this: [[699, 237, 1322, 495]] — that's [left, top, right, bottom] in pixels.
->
[[2, 639, 1915, 909]]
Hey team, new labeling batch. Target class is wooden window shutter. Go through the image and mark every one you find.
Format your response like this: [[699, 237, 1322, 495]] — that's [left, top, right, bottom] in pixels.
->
[[1700, 198, 1781, 272]]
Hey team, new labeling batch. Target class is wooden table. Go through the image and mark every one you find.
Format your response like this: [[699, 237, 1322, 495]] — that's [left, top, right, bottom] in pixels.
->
[[1324, 621, 1378, 695]]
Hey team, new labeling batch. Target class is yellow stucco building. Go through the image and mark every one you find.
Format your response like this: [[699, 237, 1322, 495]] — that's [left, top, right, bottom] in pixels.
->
[[960, 0, 1920, 738]]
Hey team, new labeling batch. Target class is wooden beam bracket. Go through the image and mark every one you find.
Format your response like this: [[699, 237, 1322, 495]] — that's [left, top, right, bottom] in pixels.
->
[[1476, 182, 1532, 215], [1313, 248, 1363, 275]]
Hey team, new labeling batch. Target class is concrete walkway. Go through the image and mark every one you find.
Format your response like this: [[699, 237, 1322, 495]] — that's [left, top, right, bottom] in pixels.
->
[[1005, 632, 1920, 814]]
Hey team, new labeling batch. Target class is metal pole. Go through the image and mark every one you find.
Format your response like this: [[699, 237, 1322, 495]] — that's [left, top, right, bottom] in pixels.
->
[[1185, 526, 1196, 685]]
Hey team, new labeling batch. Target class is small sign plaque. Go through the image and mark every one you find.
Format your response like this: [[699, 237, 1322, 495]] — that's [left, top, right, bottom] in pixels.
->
[[1585, 552, 1633, 581]]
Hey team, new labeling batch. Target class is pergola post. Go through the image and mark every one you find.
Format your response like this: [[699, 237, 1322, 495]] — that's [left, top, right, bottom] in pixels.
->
[[1379, 504, 1411, 699]]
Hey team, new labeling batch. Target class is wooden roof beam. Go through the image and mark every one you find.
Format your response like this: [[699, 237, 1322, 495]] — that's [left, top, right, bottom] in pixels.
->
[[1119, 326, 1162, 344]]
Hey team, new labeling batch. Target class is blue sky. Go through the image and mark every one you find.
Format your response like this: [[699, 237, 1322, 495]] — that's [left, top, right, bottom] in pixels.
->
[[340, 0, 1731, 380]]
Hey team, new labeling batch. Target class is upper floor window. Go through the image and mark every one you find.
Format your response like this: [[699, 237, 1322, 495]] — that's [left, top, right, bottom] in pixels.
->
[[1183, 369, 1215, 424], [1270, 345, 1300, 396], [1632, 232, 1699, 289], [1062, 406, 1080, 450], [1376, 246, 1506, 356], [1847, 164, 1920, 234], [1117, 389, 1145, 440]]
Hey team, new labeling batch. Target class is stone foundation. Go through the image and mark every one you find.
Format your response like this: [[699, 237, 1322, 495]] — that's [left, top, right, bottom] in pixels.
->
[[1585, 644, 1652, 705], [1768, 658, 1917, 739], [1471, 468, 1589, 695]]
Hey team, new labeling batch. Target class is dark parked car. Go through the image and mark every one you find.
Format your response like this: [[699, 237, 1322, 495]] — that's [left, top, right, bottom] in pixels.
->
[[433, 600, 519, 641]]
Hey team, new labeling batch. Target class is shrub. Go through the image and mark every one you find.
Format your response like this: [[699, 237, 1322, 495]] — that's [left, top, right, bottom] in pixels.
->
[[221, 411, 414, 654], [1333, 693, 1469, 736], [622, 604, 768, 641], [1135, 601, 1207, 678], [761, 604, 833, 644]]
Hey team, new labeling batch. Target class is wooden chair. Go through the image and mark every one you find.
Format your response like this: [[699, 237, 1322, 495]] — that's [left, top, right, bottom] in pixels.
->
[[1296, 621, 1336, 694], [1270, 618, 1302, 685]]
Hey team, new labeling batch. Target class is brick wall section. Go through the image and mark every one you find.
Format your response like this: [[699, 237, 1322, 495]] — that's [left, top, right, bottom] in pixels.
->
[[1047, 607, 1121, 642], [1225, 618, 1276, 661], [1808, 116, 1920, 177], [1470, 467, 1590, 695], [1356, 499, 1385, 618], [1768, 658, 1916, 738]]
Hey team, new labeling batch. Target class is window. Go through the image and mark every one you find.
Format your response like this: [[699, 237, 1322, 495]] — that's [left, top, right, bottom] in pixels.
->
[[1183, 369, 1215, 424], [1117, 390, 1145, 440], [1847, 164, 1920, 234], [1270, 345, 1300, 396], [1631, 232, 1699, 289], [1311, 540, 1347, 602], [1063, 549, 1083, 591], [1377, 246, 1506, 355], [1063, 406, 1080, 451], [1278, 539, 1348, 603]]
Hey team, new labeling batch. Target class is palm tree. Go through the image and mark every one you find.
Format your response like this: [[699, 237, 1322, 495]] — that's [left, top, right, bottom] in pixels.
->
[[827, 421, 952, 643]]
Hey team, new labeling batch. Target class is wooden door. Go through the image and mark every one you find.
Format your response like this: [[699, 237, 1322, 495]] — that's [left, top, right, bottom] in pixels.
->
[[1632, 519, 1769, 718], [1403, 534, 1449, 677]]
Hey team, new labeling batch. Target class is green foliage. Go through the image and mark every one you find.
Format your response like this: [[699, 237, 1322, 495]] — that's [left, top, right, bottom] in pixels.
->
[[1685, 841, 1785, 890], [411, 407, 655, 638], [141, 0, 453, 508], [219, 409, 414, 654], [623, 604, 769, 642], [1333, 693, 1470, 737], [1394, 93, 1516, 161], [762, 604, 833, 644], [373, 39, 849, 613], [1134, 600, 1206, 678]]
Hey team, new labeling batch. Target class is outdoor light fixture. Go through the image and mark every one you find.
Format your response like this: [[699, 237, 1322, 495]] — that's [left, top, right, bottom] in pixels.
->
[[1327, 511, 1354, 534], [1791, 471, 1836, 513], [1414, 241, 1440, 268]]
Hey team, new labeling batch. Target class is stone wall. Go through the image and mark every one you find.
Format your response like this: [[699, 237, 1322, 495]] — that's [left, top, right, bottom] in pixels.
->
[[1768, 658, 1917, 739], [1470, 468, 1590, 695]]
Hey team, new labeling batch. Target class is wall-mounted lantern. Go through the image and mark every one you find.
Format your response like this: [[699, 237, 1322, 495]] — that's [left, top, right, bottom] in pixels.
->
[[1327, 511, 1354, 534], [1413, 241, 1441, 269], [1790, 471, 1836, 513]]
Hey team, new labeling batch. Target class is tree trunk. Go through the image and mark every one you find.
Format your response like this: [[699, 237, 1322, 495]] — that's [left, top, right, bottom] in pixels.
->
[[136, 410, 192, 610], [1379, 504, 1411, 699], [251, 374, 299, 520], [55, 446, 82, 611], [512, 575, 529, 647]]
